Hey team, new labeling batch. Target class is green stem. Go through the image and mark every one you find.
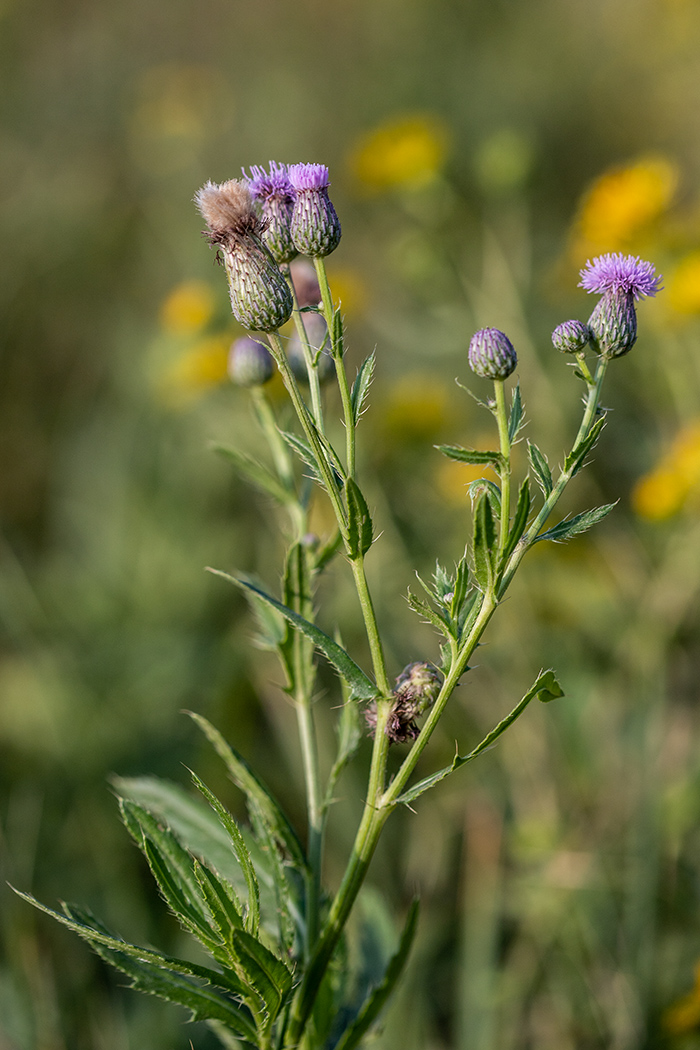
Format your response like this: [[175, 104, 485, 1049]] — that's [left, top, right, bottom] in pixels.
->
[[493, 379, 511, 558], [314, 258, 356, 478], [349, 554, 392, 696], [284, 270, 326, 434]]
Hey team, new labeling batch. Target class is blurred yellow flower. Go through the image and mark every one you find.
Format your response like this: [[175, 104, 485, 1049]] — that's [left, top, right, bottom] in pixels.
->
[[632, 420, 700, 520], [159, 334, 230, 407], [663, 961, 700, 1035], [574, 156, 678, 255], [348, 114, 450, 193], [667, 251, 700, 315], [160, 281, 215, 335], [437, 458, 497, 506], [324, 265, 368, 316], [380, 375, 453, 443]]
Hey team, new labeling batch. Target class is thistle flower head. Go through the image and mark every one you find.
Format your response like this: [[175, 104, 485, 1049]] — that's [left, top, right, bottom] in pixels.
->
[[194, 178, 293, 331], [228, 336, 275, 388], [468, 328, 518, 380], [244, 161, 295, 204], [579, 253, 662, 301], [288, 163, 342, 257], [552, 319, 592, 354]]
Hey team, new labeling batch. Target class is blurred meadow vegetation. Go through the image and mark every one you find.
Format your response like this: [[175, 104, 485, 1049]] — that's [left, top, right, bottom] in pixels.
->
[[5, 0, 700, 1047]]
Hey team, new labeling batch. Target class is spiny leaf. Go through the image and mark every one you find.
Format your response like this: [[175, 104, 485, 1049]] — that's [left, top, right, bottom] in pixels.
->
[[351, 352, 376, 425], [189, 771, 260, 937], [332, 306, 345, 357], [436, 444, 503, 469], [230, 926, 293, 1027], [564, 414, 607, 475], [281, 431, 327, 488], [207, 571, 379, 700], [211, 444, 295, 505], [535, 503, 616, 544], [527, 440, 553, 497], [472, 492, 497, 594], [394, 669, 564, 805], [345, 478, 373, 559], [499, 477, 531, 567], [406, 590, 453, 637], [508, 383, 524, 443], [333, 900, 420, 1050]]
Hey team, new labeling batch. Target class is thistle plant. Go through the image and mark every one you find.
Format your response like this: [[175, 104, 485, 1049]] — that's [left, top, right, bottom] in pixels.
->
[[14, 164, 662, 1050]]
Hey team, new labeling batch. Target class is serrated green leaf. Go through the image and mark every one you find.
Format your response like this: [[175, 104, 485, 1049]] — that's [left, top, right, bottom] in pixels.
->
[[527, 440, 553, 497], [281, 431, 326, 488], [394, 669, 563, 805], [246, 799, 298, 955], [564, 414, 606, 475], [406, 590, 453, 636], [351, 352, 376, 425], [499, 478, 531, 568], [472, 492, 497, 593], [193, 859, 244, 951], [345, 478, 373, 559], [119, 801, 217, 946], [332, 306, 345, 357], [189, 772, 260, 937], [467, 478, 501, 518], [334, 900, 420, 1050], [535, 502, 616, 544], [13, 890, 255, 1035], [508, 383, 524, 443], [186, 716, 307, 872], [450, 552, 470, 620], [207, 571, 379, 700], [211, 443, 294, 505], [231, 927, 293, 1026], [436, 444, 503, 469]]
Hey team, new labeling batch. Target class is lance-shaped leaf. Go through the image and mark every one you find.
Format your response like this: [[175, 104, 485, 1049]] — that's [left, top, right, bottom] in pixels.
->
[[279, 542, 314, 695], [333, 900, 420, 1050], [193, 859, 243, 950], [535, 503, 616, 544], [230, 926, 293, 1027], [332, 305, 345, 357], [394, 669, 564, 805], [508, 383, 524, 443], [208, 570, 379, 700], [527, 440, 553, 497], [436, 444, 503, 470], [472, 491, 498, 594], [211, 443, 295, 506], [189, 771, 260, 937], [564, 414, 606, 476], [499, 478, 531, 567], [12, 891, 256, 1037], [246, 797, 299, 955], [351, 352, 376, 424], [281, 431, 328, 489], [345, 478, 373, 559], [187, 714, 307, 872], [406, 589, 453, 637]]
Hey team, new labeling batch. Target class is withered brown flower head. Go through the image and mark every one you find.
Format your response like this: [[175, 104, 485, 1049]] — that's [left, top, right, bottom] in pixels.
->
[[194, 179, 260, 247]]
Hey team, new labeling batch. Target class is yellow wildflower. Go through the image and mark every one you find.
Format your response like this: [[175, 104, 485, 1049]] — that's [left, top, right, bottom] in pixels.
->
[[667, 251, 700, 315], [437, 458, 497, 506], [663, 961, 700, 1035], [160, 281, 215, 335], [324, 265, 367, 316], [632, 420, 700, 520], [380, 375, 453, 443], [348, 114, 450, 193], [159, 334, 230, 407], [573, 156, 678, 255]]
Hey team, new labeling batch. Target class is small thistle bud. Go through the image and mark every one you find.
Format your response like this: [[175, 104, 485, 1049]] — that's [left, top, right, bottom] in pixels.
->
[[228, 336, 274, 387], [288, 164, 342, 258], [244, 162, 297, 264], [194, 179, 293, 332], [287, 313, 335, 384], [552, 319, 592, 354], [578, 253, 662, 360], [468, 328, 518, 380]]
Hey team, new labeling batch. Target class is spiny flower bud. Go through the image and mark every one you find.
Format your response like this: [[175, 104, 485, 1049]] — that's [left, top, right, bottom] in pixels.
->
[[552, 319, 591, 354], [288, 164, 342, 258], [365, 662, 442, 745], [287, 313, 334, 384], [228, 336, 274, 387], [195, 179, 293, 332], [468, 327, 518, 380], [579, 253, 662, 360], [244, 161, 297, 264]]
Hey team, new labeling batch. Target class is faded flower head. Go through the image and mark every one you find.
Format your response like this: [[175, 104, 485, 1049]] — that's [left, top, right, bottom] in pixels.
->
[[579, 253, 662, 301], [244, 161, 297, 264], [365, 661, 442, 745], [288, 163, 342, 257], [552, 319, 592, 355], [580, 253, 662, 358], [228, 335, 274, 388], [289, 258, 322, 308], [195, 178, 293, 332], [468, 328, 518, 380]]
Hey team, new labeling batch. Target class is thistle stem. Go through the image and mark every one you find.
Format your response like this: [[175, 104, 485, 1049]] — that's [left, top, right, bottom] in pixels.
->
[[493, 379, 511, 557], [314, 258, 356, 479], [284, 270, 326, 435]]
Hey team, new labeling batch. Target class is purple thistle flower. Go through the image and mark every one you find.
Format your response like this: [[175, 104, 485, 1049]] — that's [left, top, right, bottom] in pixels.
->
[[243, 162, 297, 264], [552, 319, 592, 355], [468, 328, 518, 380], [578, 253, 662, 301], [287, 163, 341, 257]]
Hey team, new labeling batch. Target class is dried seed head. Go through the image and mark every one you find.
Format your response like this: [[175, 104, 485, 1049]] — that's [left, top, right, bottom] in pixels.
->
[[194, 179, 259, 245]]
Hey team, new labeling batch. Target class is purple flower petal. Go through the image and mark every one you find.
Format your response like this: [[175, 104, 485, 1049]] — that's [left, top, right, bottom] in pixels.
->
[[579, 253, 663, 300], [288, 163, 330, 192], [243, 161, 295, 203]]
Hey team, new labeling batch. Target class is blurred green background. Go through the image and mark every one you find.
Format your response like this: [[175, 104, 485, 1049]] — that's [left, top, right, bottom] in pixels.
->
[[5, 0, 700, 1046]]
